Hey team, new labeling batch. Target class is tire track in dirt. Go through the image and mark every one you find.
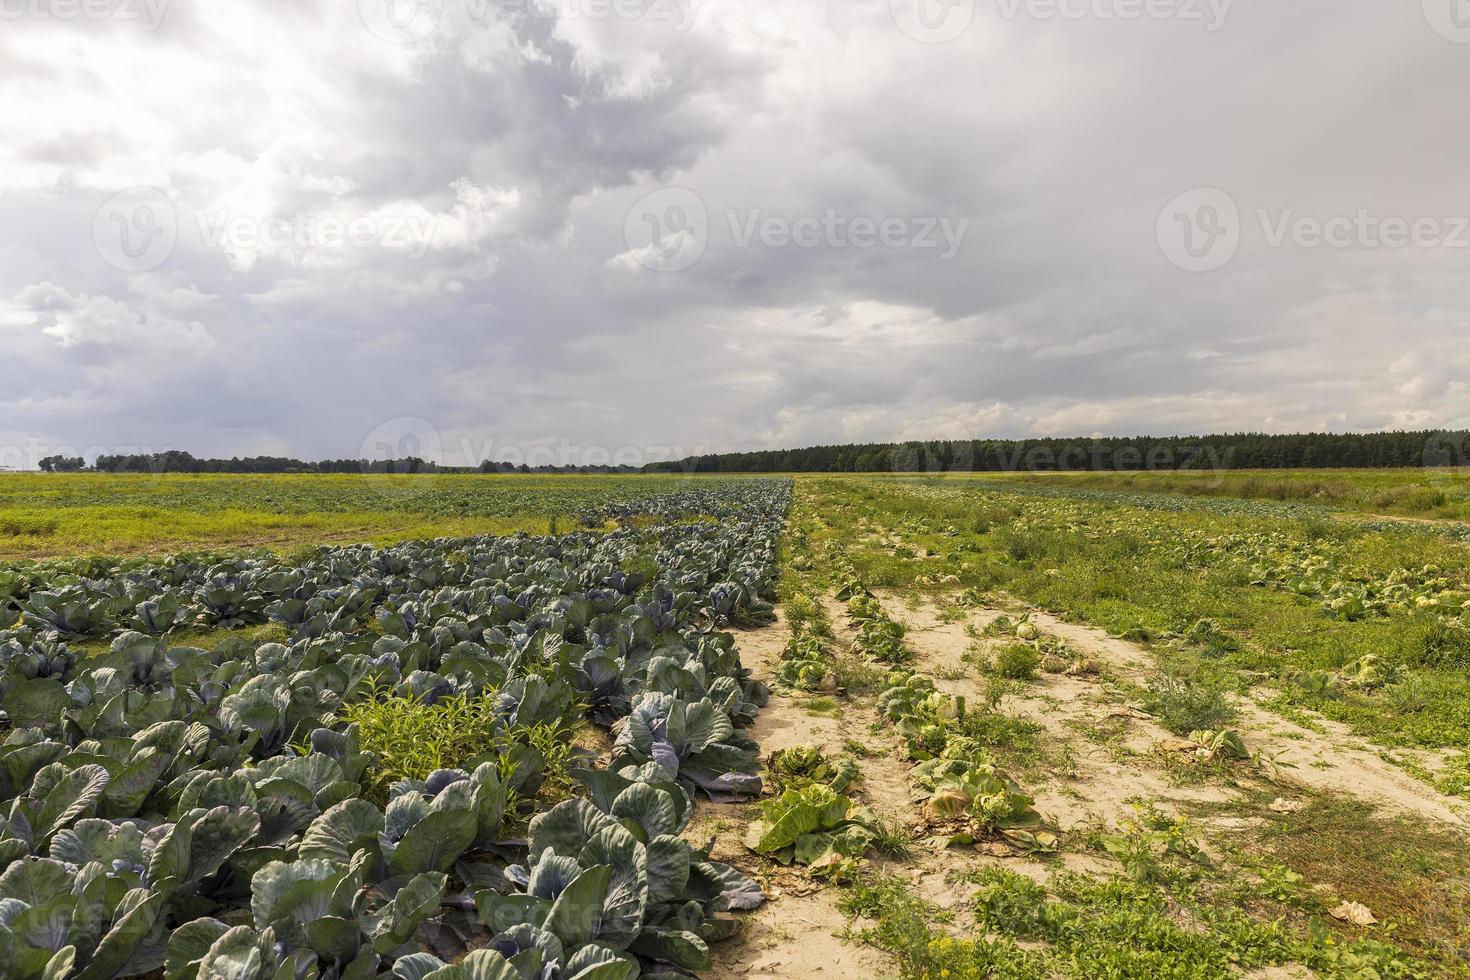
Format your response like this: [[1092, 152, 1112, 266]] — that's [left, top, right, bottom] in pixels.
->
[[878, 591, 1468, 828], [873, 594, 1236, 833]]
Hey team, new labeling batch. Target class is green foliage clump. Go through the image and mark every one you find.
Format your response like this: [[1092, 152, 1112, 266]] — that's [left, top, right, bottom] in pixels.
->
[[1142, 672, 1236, 736], [340, 691, 575, 804], [990, 642, 1041, 680], [839, 874, 1044, 980]]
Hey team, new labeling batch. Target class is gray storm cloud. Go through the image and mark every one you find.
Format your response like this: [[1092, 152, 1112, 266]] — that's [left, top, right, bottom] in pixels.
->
[[1, 0, 1468, 466]]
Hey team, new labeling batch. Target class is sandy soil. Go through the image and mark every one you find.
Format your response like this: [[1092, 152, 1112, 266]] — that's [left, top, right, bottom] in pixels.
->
[[882, 591, 1468, 827]]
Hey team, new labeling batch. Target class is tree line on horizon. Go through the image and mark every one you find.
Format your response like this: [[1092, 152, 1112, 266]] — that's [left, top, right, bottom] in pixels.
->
[[41, 450, 641, 475], [646, 430, 1470, 473], [32, 430, 1470, 475]]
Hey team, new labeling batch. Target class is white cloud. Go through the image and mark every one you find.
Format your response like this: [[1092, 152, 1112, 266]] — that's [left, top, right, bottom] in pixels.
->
[[1, 0, 1468, 462]]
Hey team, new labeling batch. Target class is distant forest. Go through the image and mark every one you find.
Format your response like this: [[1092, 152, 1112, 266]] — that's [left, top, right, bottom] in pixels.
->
[[646, 431, 1470, 473], [58, 450, 636, 475], [35, 431, 1470, 474]]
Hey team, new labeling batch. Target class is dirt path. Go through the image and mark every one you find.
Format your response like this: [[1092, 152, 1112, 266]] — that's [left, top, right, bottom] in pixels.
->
[[881, 591, 1469, 828], [701, 613, 897, 980]]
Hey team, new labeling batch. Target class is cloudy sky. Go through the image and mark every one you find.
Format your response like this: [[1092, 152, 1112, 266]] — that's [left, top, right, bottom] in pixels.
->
[[2, 0, 1468, 467]]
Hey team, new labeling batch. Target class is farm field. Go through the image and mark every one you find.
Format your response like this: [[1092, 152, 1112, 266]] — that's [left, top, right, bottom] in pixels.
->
[[0, 473, 725, 560], [997, 468, 1470, 522], [1, 472, 1467, 978]]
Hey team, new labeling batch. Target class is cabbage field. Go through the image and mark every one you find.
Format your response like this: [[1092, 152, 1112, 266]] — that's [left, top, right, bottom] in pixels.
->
[[0, 480, 790, 980], [3, 471, 1470, 979]]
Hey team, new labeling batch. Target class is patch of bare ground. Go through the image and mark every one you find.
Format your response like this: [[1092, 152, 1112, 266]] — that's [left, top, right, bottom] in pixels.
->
[[873, 590, 1237, 833], [877, 589, 1469, 828]]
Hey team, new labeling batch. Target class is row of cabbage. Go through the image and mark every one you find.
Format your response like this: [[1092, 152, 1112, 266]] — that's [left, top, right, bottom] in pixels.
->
[[764, 516, 1047, 878], [824, 547, 1047, 852], [0, 484, 773, 638], [978, 479, 1470, 541], [0, 480, 792, 980]]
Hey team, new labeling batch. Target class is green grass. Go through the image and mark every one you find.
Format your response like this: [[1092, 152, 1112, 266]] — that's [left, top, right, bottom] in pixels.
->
[[71, 621, 292, 657], [839, 805, 1443, 978], [0, 472, 734, 559]]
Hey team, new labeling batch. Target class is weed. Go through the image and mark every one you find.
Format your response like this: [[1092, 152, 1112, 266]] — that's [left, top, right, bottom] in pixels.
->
[[1143, 671, 1236, 735], [838, 874, 1043, 980], [1246, 793, 1470, 968], [341, 690, 575, 804], [870, 819, 914, 860], [990, 642, 1042, 681], [805, 695, 840, 716]]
